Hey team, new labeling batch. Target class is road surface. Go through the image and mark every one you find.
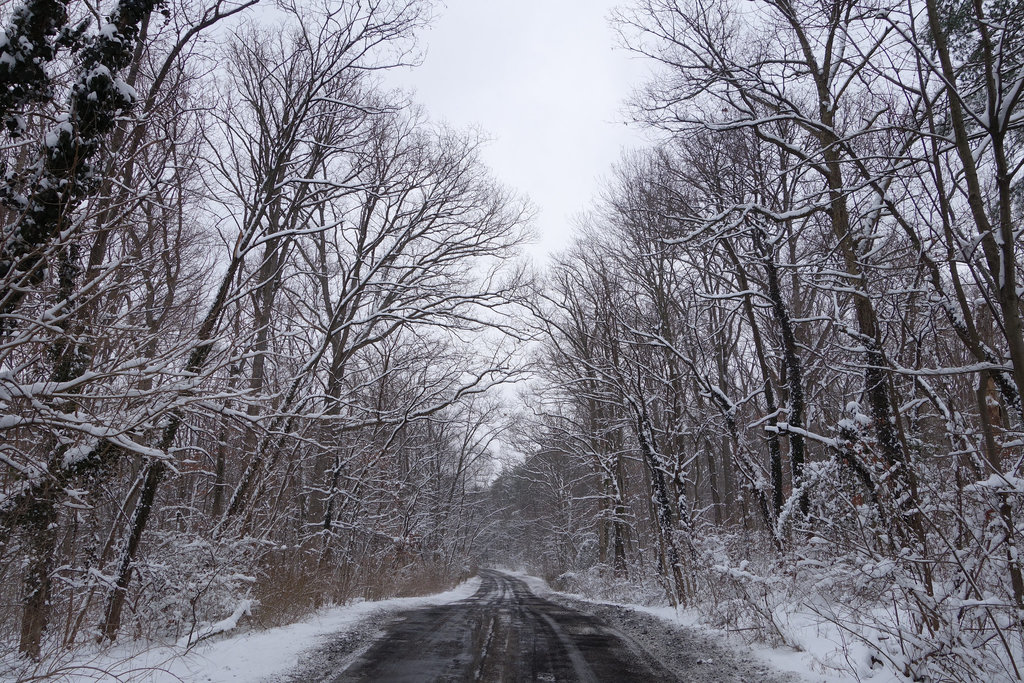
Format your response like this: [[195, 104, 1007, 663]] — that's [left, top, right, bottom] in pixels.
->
[[332, 570, 679, 682]]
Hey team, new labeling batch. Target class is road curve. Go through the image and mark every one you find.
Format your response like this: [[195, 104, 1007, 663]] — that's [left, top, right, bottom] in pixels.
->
[[333, 570, 679, 682]]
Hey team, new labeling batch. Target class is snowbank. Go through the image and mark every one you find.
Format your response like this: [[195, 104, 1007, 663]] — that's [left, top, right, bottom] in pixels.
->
[[6, 578, 480, 682]]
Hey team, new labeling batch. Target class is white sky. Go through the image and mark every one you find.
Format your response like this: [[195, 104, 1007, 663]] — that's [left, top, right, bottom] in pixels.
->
[[387, 0, 652, 263]]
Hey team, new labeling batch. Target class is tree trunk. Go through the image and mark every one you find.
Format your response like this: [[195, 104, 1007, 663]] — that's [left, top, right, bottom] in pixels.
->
[[98, 459, 166, 641], [635, 398, 689, 605], [18, 484, 59, 660]]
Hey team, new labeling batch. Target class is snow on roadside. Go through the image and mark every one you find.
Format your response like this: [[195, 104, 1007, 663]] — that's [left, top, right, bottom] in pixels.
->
[[7, 578, 480, 683], [505, 570, 899, 683]]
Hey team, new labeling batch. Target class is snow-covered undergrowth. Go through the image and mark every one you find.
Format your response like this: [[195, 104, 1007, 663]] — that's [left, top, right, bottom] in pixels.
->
[[545, 522, 1024, 683], [525, 567, 884, 682], [550, 565, 667, 607], [0, 577, 480, 682], [0, 522, 471, 680]]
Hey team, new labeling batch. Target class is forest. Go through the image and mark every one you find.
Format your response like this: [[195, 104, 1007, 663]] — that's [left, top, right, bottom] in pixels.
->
[[0, 0, 1022, 680]]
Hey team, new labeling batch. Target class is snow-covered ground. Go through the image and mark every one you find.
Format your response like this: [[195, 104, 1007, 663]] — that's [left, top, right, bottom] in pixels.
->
[[5, 578, 481, 683]]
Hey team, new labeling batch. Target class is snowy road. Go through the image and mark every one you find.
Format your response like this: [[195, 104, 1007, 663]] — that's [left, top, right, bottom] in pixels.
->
[[332, 570, 678, 682]]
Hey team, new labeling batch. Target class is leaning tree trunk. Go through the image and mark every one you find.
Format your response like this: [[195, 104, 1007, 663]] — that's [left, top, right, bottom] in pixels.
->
[[97, 231, 251, 641]]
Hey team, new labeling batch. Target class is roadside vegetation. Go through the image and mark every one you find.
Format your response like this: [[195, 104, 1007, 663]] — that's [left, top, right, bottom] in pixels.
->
[[0, 0, 528, 673], [487, 1, 1024, 680], [2, 0, 1023, 680]]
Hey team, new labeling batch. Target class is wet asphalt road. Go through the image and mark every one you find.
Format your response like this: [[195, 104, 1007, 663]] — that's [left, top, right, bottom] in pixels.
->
[[333, 570, 679, 682]]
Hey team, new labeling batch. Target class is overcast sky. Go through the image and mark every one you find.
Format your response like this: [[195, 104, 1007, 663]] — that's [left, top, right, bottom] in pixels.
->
[[387, 0, 651, 263]]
